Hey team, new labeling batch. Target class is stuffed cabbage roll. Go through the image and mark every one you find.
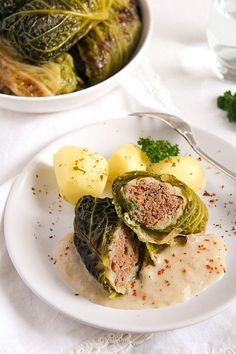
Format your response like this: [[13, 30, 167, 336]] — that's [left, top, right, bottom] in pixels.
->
[[2, 0, 112, 63], [76, 0, 142, 85], [74, 196, 141, 296], [0, 39, 82, 96], [112, 171, 208, 254]]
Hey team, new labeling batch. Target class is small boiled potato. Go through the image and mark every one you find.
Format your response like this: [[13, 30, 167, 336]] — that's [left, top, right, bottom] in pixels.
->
[[148, 155, 206, 191], [53, 146, 108, 205], [108, 143, 148, 183]]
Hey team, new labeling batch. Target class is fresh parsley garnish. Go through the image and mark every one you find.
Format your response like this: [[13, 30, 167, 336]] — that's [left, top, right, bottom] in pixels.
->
[[128, 200, 138, 210], [73, 166, 85, 174], [217, 91, 236, 122], [137, 137, 180, 163]]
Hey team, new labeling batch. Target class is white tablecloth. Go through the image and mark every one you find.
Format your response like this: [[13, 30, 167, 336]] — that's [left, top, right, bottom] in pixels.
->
[[1, 0, 236, 353]]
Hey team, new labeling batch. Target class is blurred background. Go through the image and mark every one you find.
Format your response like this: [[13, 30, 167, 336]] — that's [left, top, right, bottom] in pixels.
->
[[149, 0, 236, 143]]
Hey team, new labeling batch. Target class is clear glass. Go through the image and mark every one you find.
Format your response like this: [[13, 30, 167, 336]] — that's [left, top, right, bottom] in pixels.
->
[[207, 0, 236, 80]]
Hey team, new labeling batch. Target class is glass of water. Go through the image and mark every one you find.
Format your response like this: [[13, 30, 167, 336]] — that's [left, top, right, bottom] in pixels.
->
[[207, 0, 236, 80]]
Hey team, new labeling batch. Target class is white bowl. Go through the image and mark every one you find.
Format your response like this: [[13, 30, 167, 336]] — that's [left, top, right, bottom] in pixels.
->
[[0, 0, 152, 113]]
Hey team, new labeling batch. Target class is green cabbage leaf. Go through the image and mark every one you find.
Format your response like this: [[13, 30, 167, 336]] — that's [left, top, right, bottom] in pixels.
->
[[0, 38, 82, 96], [2, 0, 112, 63], [0, 0, 28, 18], [76, 0, 142, 84], [74, 195, 141, 296]]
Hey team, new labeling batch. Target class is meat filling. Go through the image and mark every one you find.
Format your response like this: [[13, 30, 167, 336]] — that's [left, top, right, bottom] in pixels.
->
[[123, 178, 184, 228], [109, 226, 139, 287]]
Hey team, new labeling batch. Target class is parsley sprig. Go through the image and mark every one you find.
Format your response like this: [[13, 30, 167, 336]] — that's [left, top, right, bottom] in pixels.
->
[[217, 91, 236, 122], [137, 137, 180, 163]]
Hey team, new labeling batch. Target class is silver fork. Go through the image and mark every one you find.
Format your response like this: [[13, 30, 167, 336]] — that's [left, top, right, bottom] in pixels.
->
[[130, 112, 236, 182]]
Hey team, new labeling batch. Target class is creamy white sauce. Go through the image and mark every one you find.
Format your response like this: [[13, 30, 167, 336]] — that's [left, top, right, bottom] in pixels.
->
[[54, 233, 227, 309]]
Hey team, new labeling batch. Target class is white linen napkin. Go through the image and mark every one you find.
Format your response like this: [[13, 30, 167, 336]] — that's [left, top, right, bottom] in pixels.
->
[[1, 62, 236, 354]]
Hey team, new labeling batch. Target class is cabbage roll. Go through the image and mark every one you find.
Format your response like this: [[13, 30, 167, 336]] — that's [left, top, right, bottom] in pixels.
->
[[76, 0, 142, 84], [74, 196, 141, 296], [2, 0, 112, 63], [112, 171, 208, 255], [0, 39, 82, 96]]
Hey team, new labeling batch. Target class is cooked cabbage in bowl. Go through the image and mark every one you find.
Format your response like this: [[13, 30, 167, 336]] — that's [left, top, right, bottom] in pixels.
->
[[0, 0, 145, 97]]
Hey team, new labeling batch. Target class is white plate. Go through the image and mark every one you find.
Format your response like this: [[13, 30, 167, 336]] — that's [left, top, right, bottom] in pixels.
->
[[4, 116, 236, 332]]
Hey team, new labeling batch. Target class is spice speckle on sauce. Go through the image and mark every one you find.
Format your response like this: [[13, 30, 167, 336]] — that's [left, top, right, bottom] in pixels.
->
[[54, 233, 227, 309]]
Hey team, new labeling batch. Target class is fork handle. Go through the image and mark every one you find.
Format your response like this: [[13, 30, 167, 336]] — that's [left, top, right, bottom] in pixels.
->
[[193, 146, 236, 182]]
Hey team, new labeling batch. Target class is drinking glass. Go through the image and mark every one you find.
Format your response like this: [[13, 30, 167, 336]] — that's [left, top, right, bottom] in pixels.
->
[[207, 0, 236, 80]]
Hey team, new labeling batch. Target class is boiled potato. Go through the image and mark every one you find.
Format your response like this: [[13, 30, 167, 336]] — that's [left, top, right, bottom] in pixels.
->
[[53, 146, 108, 205], [148, 155, 206, 191], [108, 143, 148, 183]]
